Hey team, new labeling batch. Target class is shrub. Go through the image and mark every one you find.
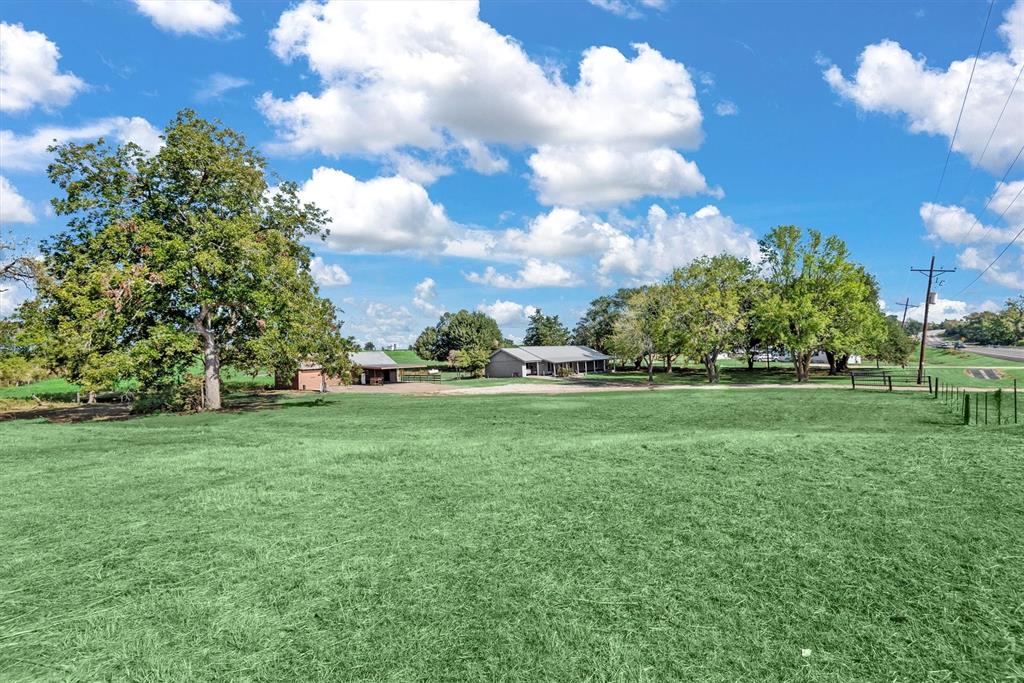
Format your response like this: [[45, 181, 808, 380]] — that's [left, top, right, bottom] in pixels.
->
[[132, 375, 204, 414], [0, 356, 48, 387], [556, 366, 574, 378]]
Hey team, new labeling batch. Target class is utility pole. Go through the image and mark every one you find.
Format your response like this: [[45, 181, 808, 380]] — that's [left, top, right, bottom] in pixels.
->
[[911, 257, 956, 384], [895, 298, 920, 329]]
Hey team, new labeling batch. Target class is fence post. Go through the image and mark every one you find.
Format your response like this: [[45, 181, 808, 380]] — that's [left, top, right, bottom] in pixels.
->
[[985, 392, 988, 425], [850, 373, 855, 390], [975, 390, 979, 425], [1015, 379, 1018, 424], [964, 393, 970, 425], [996, 388, 1002, 425]]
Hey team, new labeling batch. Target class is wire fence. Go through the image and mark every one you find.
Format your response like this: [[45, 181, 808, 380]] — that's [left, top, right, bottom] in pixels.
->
[[931, 377, 1019, 426], [850, 371, 1019, 427]]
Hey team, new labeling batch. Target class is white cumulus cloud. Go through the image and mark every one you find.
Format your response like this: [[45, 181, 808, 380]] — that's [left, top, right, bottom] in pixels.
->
[[903, 297, 1001, 322], [0, 281, 32, 317], [823, 0, 1024, 173], [133, 0, 240, 36], [598, 204, 760, 280], [260, 1, 710, 206], [957, 246, 1023, 289], [477, 299, 538, 326], [350, 302, 417, 348], [412, 277, 443, 315], [0, 22, 86, 113], [920, 180, 1023, 291], [465, 259, 582, 289], [0, 176, 35, 223], [0, 117, 163, 171], [528, 144, 718, 207], [295, 167, 457, 253], [920, 201, 1019, 245], [309, 256, 351, 286]]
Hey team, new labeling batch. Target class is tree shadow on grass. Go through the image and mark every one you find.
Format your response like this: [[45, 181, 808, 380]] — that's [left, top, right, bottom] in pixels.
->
[[564, 367, 851, 388], [0, 402, 134, 424], [0, 390, 320, 424]]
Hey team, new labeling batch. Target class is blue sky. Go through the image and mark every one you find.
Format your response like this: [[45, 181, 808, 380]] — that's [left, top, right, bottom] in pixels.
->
[[1, 0, 1021, 345]]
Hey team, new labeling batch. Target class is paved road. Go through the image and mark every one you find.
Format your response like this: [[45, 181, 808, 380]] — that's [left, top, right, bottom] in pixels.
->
[[926, 330, 1024, 363], [961, 345, 1024, 363]]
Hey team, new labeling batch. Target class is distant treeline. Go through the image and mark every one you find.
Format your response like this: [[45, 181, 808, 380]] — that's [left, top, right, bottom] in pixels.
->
[[941, 297, 1024, 346]]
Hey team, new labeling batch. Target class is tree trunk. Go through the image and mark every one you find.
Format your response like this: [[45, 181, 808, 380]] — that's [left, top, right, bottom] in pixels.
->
[[646, 356, 654, 383], [825, 350, 837, 376], [194, 308, 221, 410], [746, 353, 755, 371], [665, 353, 675, 375], [87, 391, 96, 404], [793, 351, 812, 382], [703, 351, 719, 383], [837, 354, 850, 372]]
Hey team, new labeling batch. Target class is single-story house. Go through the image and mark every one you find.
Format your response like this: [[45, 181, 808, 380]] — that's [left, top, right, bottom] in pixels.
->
[[277, 351, 429, 390], [486, 345, 610, 378]]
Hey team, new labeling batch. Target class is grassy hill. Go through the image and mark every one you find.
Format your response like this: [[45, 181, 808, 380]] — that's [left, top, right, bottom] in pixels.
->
[[1, 389, 1020, 680], [383, 349, 445, 366]]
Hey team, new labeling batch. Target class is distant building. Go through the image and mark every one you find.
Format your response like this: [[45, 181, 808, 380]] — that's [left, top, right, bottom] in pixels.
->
[[350, 351, 429, 385], [277, 351, 429, 390], [486, 346, 610, 378], [810, 351, 862, 365]]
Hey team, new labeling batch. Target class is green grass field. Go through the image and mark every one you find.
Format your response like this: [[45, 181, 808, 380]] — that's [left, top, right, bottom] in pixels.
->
[[383, 349, 445, 366], [2, 389, 1021, 680]]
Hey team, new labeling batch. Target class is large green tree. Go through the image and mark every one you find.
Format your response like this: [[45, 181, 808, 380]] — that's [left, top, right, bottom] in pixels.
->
[[523, 308, 570, 346], [1000, 295, 1024, 344], [430, 309, 504, 360], [37, 110, 350, 409], [608, 286, 675, 382], [737, 273, 769, 370], [571, 288, 637, 352], [670, 255, 751, 383], [412, 326, 438, 361], [819, 267, 886, 375], [867, 315, 916, 367], [756, 225, 866, 382]]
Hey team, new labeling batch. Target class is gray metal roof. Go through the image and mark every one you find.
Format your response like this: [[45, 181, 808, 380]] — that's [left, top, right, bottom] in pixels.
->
[[492, 345, 610, 363], [350, 351, 398, 367], [494, 347, 544, 362]]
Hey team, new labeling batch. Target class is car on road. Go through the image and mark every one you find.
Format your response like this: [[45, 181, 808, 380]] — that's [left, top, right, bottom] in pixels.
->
[[937, 342, 952, 349], [953, 342, 966, 349]]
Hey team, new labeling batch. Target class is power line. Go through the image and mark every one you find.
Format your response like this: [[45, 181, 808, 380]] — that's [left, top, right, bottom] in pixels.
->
[[957, 217, 1024, 296], [902, 0, 996, 307], [926, 0, 997, 212], [959, 141, 1024, 243], [972, 61, 1023, 174]]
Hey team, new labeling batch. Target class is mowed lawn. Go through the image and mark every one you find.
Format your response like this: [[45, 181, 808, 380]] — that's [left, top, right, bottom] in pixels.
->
[[1, 390, 1022, 680]]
